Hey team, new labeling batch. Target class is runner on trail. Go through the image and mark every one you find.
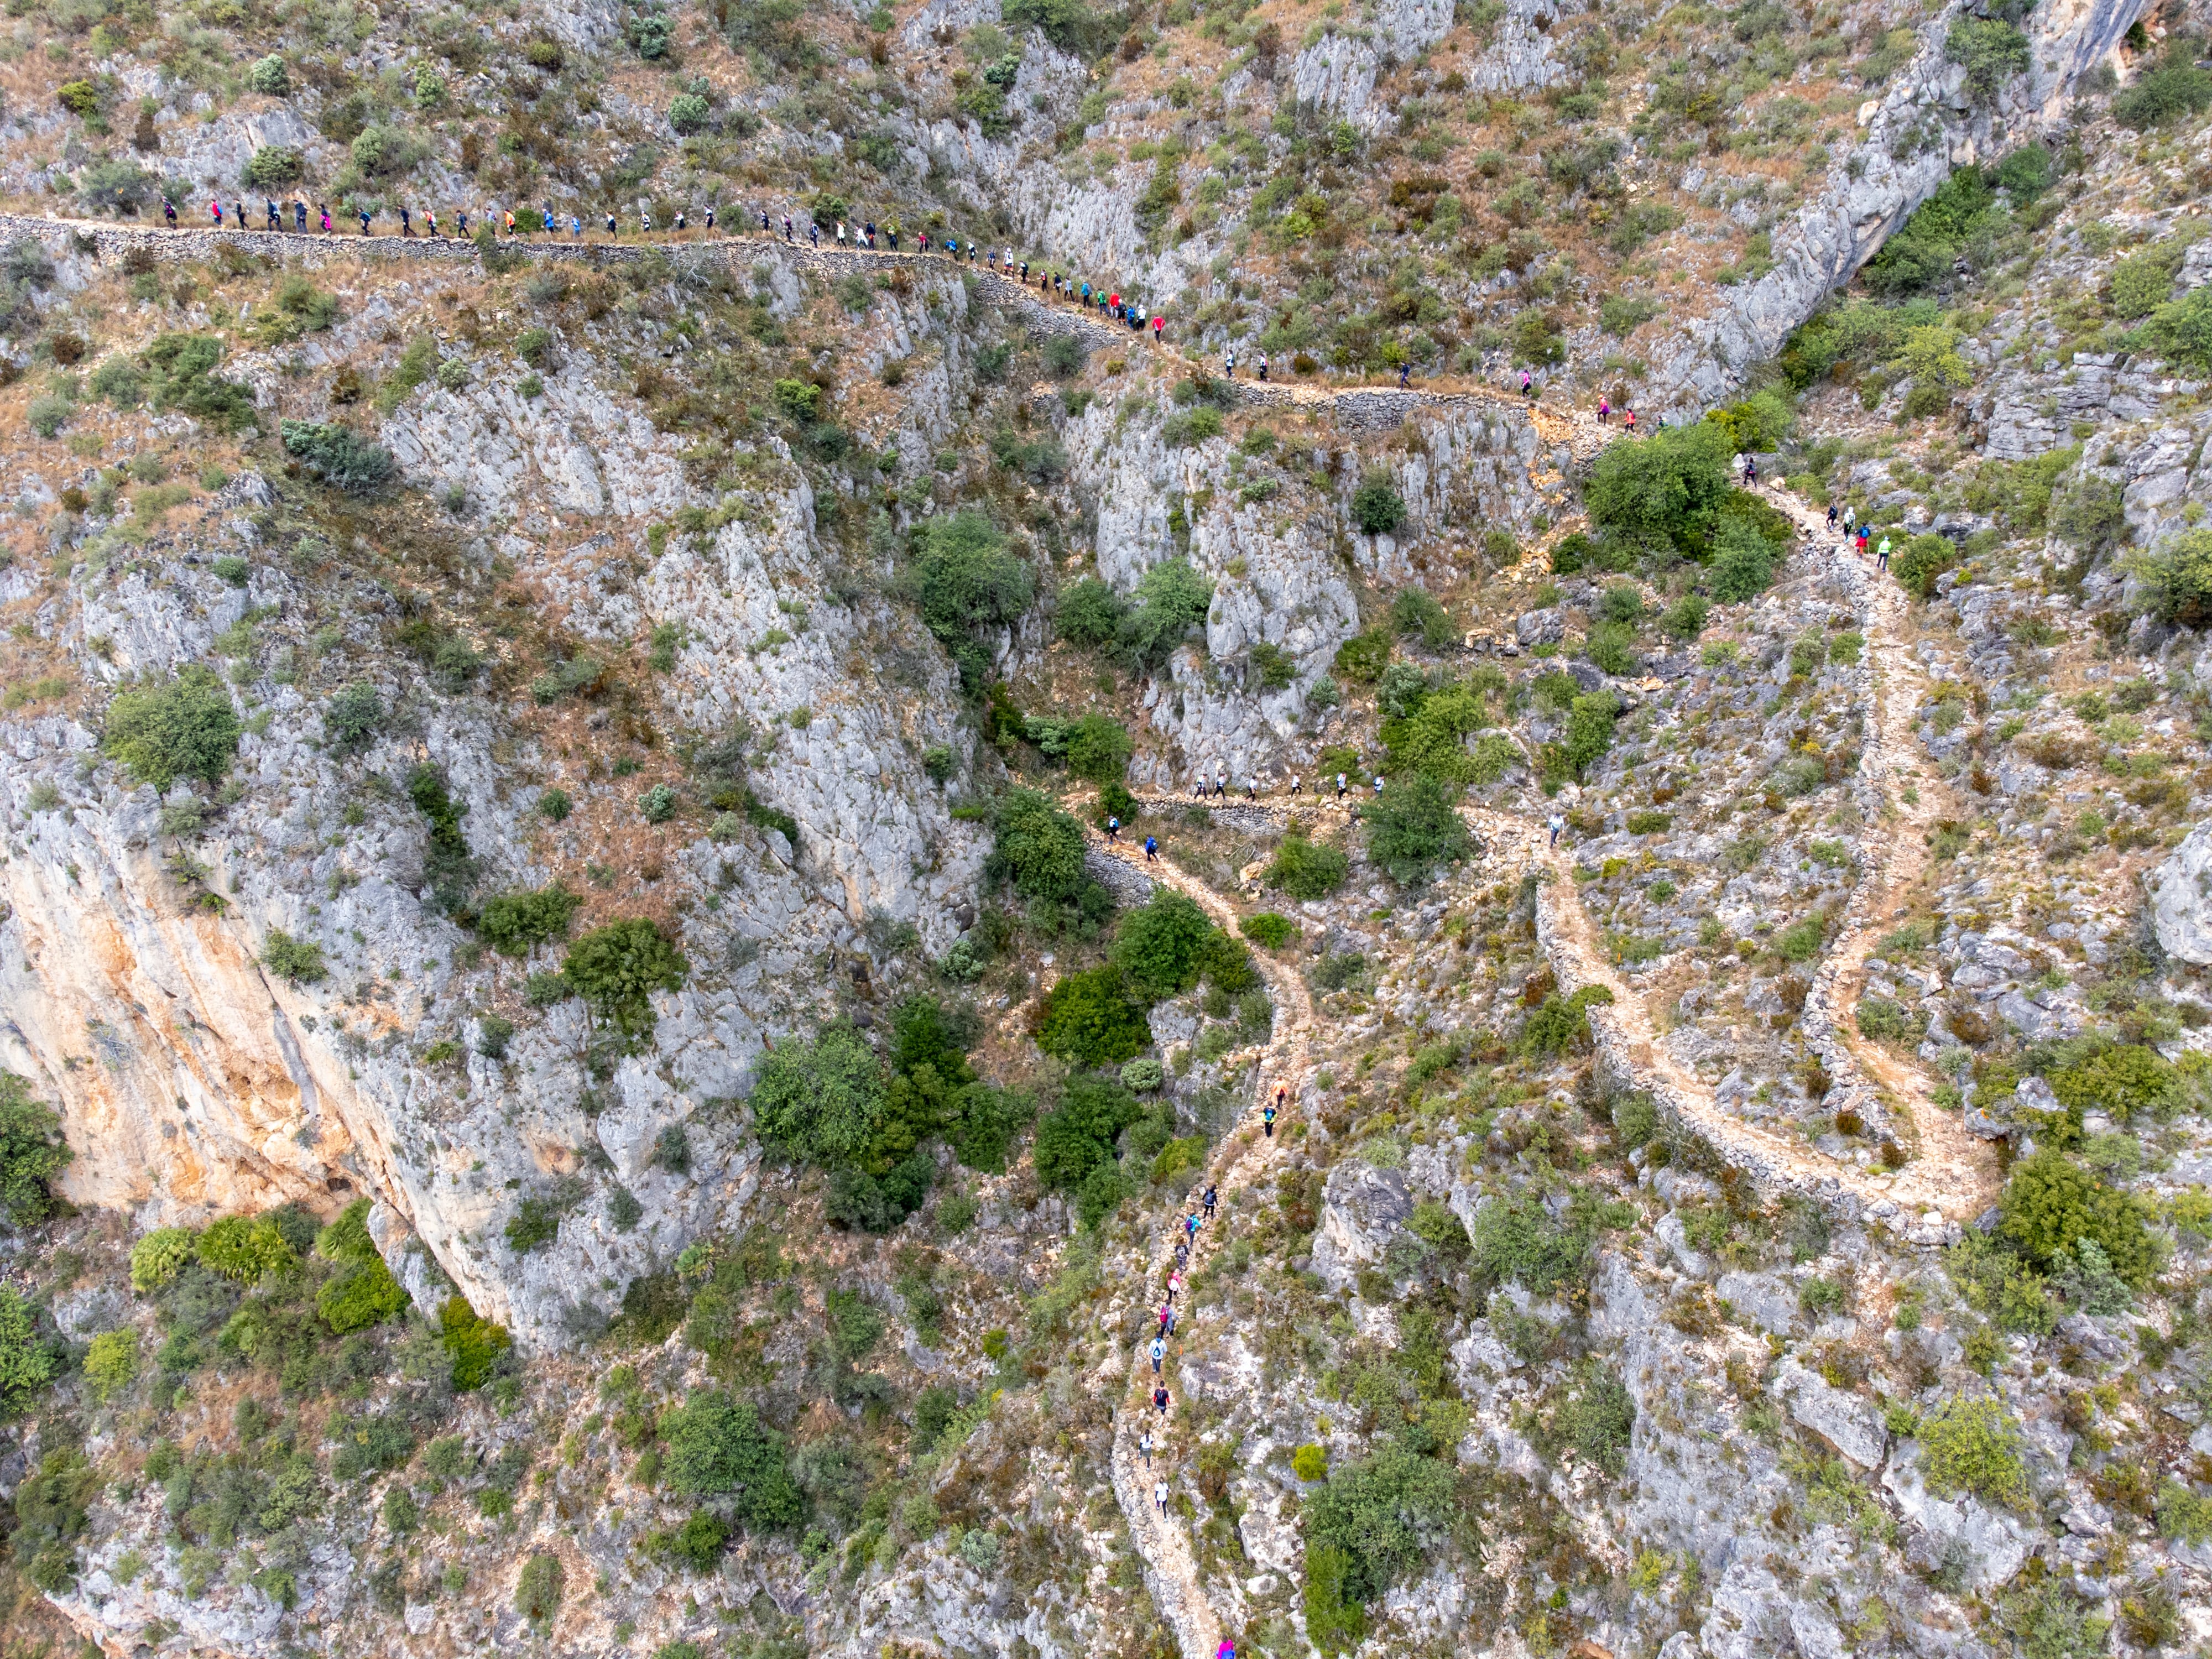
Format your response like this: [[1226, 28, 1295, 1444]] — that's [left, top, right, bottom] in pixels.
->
[[319, 203, 331, 233], [1548, 811, 1566, 848], [210, 199, 223, 226], [1877, 535, 1892, 572], [455, 208, 467, 236], [1153, 1386, 1169, 1416], [1155, 1479, 1170, 1515], [1155, 315, 1166, 343], [1827, 502, 1840, 529], [1139, 1430, 1154, 1467], [1263, 1102, 1277, 1138], [1144, 835, 1159, 863], [399, 205, 413, 236], [163, 197, 177, 226], [1149, 1335, 1165, 1374], [1398, 362, 1410, 388], [266, 199, 279, 229], [1107, 815, 1121, 843], [1215, 771, 1227, 799], [358, 207, 372, 234], [1624, 408, 1636, 432], [1288, 774, 1301, 795], [1520, 368, 1533, 398]]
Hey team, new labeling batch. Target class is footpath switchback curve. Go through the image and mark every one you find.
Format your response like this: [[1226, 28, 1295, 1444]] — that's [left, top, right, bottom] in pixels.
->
[[0, 210, 1610, 452]]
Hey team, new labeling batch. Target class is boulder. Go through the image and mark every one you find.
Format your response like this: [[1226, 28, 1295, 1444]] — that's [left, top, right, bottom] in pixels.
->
[[2147, 822, 2212, 965], [1310, 1160, 1413, 1292], [1772, 1357, 1888, 1468]]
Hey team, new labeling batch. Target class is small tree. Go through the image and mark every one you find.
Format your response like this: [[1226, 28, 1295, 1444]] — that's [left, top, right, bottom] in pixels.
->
[[1351, 472, 1407, 536], [102, 667, 239, 791], [1366, 775, 1472, 885], [750, 1021, 886, 1167]]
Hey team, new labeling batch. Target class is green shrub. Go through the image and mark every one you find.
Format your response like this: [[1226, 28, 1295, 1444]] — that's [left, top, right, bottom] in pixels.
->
[[1470, 1189, 1594, 1293], [2157, 1480, 2212, 1545], [750, 1021, 885, 1167], [197, 1214, 296, 1282], [1112, 558, 1214, 668], [1291, 1443, 1329, 1481], [1892, 532, 1960, 598], [2125, 530, 2212, 629], [313, 1200, 408, 1332], [25, 394, 70, 439], [1303, 1542, 1369, 1653], [1164, 405, 1225, 447], [1242, 912, 1296, 948], [639, 782, 678, 822], [1366, 775, 1472, 885], [669, 92, 711, 133], [661, 1389, 801, 1527], [1944, 18, 2029, 102], [2113, 53, 2212, 128], [1587, 420, 1731, 547], [1032, 1074, 1145, 1191], [260, 930, 327, 985], [990, 787, 1091, 904], [515, 1552, 564, 1627], [1864, 166, 1997, 298], [1919, 1395, 2028, 1508], [0, 1076, 70, 1226], [1303, 1443, 1454, 1604], [247, 54, 289, 95], [1120, 1055, 1165, 1092], [911, 510, 1033, 689], [280, 421, 394, 491], [82, 1329, 138, 1402], [1036, 967, 1152, 1067], [129, 1227, 197, 1292], [102, 666, 239, 790], [242, 145, 303, 189], [1352, 472, 1407, 536], [1065, 714, 1133, 784], [1265, 831, 1349, 898], [1551, 1366, 1636, 1474], [439, 1294, 512, 1391], [477, 886, 582, 956], [1057, 578, 1125, 648], [562, 919, 687, 1036], [1333, 628, 1392, 683], [1997, 1148, 2154, 1287], [136, 334, 251, 430], [0, 1286, 56, 1416], [1708, 518, 1780, 602], [1112, 891, 1218, 1001], [1550, 692, 1620, 780]]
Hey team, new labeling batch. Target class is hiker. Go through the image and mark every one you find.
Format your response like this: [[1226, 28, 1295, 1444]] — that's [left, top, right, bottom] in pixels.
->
[[1139, 1430, 1154, 1467], [705, 206, 716, 234], [1107, 815, 1121, 843], [1154, 1386, 1170, 1416], [1743, 454, 1758, 484], [1144, 834, 1159, 863], [571, 215, 582, 240], [607, 211, 618, 238], [1263, 1102, 1277, 1137], [1155, 315, 1166, 344], [1335, 772, 1347, 800], [1521, 368, 1533, 398], [1149, 1335, 1165, 1374], [1624, 407, 1636, 432], [783, 214, 794, 241], [456, 208, 468, 236], [163, 197, 176, 226], [1202, 1184, 1217, 1219], [1168, 1269, 1185, 1301], [426, 206, 441, 238], [1185, 1212, 1201, 1243], [836, 220, 846, 244], [675, 208, 686, 234], [1155, 1479, 1170, 1516], [1399, 362, 1410, 389], [1157, 1302, 1172, 1336], [1827, 502, 1840, 529], [1258, 351, 1268, 380], [809, 221, 819, 247], [503, 208, 515, 236], [1215, 771, 1227, 799], [319, 203, 331, 233], [358, 207, 372, 234], [640, 207, 653, 234], [1599, 396, 1610, 422], [235, 200, 247, 231], [888, 226, 898, 250], [266, 199, 279, 229], [1373, 776, 1384, 798], [399, 204, 413, 236], [1548, 811, 1566, 848], [1174, 1239, 1190, 1270], [210, 199, 223, 226], [1288, 774, 1301, 795], [1225, 346, 1235, 379], [1877, 535, 1892, 572]]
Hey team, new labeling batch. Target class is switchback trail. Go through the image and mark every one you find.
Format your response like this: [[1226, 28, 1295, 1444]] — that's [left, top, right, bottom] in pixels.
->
[[1086, 831, 1314, 1659], [1112, 484, 2001, 1228]]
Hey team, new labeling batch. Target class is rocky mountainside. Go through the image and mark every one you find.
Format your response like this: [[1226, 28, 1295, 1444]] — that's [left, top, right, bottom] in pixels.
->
[[3, 0, 2212, 1657]]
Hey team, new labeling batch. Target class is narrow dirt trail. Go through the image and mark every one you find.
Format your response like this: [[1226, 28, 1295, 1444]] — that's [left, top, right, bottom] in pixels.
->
[[1086, 832, 1316, 1659], [1752, 485, 1999, 1211]]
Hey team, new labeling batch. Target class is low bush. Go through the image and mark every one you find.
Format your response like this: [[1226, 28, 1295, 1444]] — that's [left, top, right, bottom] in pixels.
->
[[477, 885, 582, 956], [102, 667, 239, 791], [1242, 911, 1296, 948], [1036, 966, 1151, 1067], [1919, 1395, 2028, 1508], [1265, 830, 1349, 897]]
